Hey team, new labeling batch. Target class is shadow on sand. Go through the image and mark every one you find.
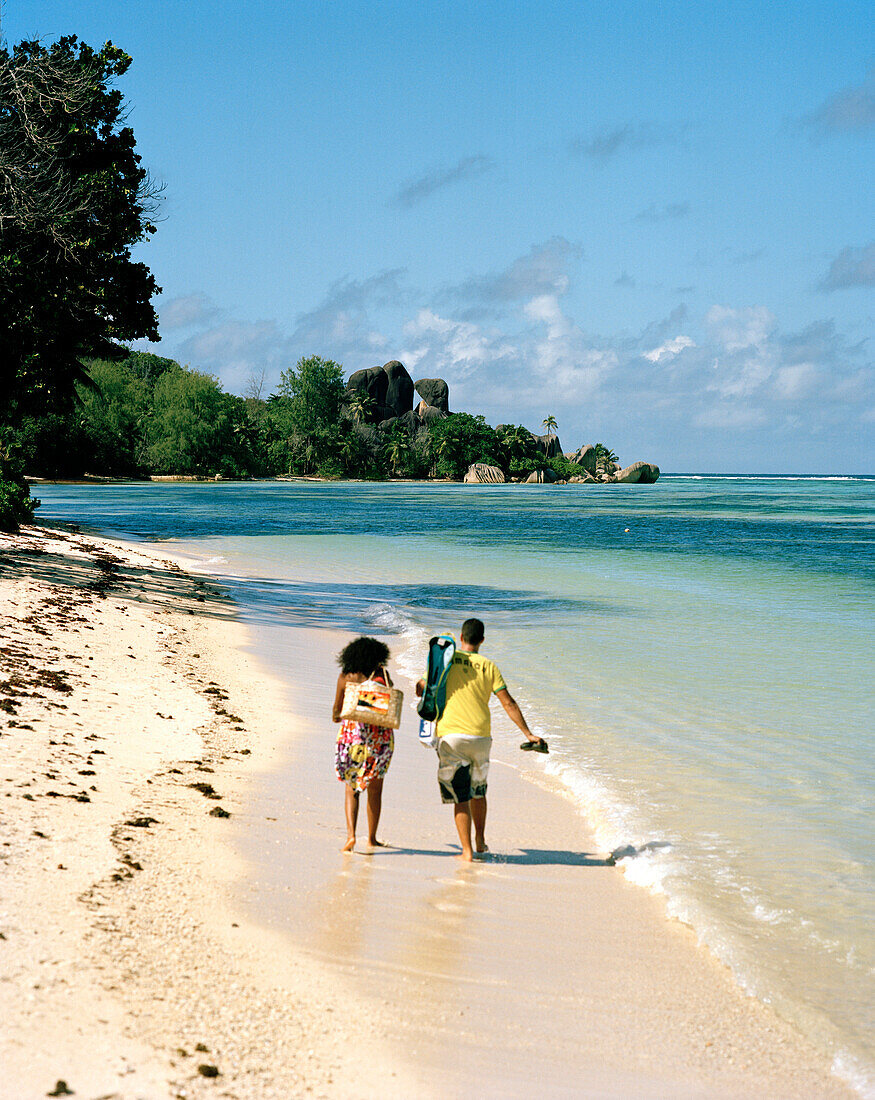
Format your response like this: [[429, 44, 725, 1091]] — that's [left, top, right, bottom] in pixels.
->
[[356, 843, 615, 867]]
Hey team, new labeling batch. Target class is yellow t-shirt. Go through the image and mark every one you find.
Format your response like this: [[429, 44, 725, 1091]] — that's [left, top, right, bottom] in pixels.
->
[[435, 651, 507, 738]]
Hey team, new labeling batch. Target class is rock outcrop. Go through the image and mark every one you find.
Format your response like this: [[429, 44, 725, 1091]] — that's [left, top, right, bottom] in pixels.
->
[[383, 360, 414, 418], [536, 433, 563, 458], [613, 461, 660, 484], [416, 400, 447, 424], [567, 444, 597, 473], [464, 463, 505, 484], [414, 377, 450, 413], [345, 366, 388, 418], [342, 361, 658, 485]]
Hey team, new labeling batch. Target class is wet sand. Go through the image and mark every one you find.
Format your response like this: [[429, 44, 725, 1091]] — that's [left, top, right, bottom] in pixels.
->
[[0, 524, 854, 1098]]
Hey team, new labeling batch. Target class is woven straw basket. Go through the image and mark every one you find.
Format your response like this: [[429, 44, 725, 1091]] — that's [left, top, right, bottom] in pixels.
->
[[340, 677, 404, 729]]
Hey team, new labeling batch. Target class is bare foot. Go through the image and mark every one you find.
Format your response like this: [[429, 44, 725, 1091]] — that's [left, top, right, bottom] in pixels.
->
[[456, 849, 474, 862], [475, 842, 489, 855], [342, 837, 356, 852], [366, 839, 387, 848]]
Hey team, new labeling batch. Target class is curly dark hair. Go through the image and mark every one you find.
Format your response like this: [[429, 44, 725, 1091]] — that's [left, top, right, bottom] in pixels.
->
[[337, 636, 390, 676]]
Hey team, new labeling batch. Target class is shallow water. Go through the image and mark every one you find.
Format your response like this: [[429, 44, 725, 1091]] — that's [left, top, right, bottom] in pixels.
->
[[35, 475, 875, 1095]]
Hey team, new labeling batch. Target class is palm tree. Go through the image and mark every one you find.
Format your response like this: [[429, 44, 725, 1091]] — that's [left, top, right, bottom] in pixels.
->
[[542, 414, 558, 436], [347, 391, 375, 425], [593, 442, 619, 477], [385, 434, 411, 475], [339, 431, 363, 474]]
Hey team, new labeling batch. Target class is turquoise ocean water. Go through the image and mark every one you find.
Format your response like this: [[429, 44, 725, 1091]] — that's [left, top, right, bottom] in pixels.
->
[[35, 476, 874, 1095]]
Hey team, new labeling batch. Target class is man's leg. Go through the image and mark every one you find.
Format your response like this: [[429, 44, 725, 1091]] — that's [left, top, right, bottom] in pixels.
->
[[453, 800, 474, 861], [471, 795, 488, 854]]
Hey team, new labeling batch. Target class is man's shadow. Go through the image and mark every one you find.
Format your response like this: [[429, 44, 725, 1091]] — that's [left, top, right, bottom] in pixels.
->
[[485, 848, 615, 867], [370, 844, 616, 866]]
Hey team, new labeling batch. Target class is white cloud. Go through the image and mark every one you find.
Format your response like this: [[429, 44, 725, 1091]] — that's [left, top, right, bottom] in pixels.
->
[[160, 293, 220, 330], [773, 362, 819, 400], [523, 295, 617, 396], [818, 242, 875, 291], [643, 335, 695, 362], [706, 304, 776, 351], [401, 309, 517, 381], [694, 404, 769, 429], [287, 269, 407, 364], [447, 237, 583, 305], [145, 259, 871, 468], [710, 349, 777, 399], [174, 319, 288, 391]]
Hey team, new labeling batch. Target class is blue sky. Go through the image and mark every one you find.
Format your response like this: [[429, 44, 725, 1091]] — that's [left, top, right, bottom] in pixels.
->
[[5, 1, 873, 471]]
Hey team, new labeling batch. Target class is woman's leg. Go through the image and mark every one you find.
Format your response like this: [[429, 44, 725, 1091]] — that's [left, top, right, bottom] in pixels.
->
[[365, 777, 384, 846], [343, 786, 360, 851]]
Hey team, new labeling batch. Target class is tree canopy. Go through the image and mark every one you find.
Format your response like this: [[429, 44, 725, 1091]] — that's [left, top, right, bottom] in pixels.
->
[[0, 36, 161, 416]]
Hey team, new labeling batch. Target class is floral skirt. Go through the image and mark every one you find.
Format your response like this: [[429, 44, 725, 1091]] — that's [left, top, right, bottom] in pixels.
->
[[335, 719, 394, 791]]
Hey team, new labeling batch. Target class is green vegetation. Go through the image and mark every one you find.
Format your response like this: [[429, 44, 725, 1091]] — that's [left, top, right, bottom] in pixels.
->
[[545, 454, 589, 481], [1, 37, 160, 415], [427, 413, 502, 480], [0, 444, 38, 532], [5, 349, 606, 488], [592, 443, 619, 478], [0, 35, 161, 528]]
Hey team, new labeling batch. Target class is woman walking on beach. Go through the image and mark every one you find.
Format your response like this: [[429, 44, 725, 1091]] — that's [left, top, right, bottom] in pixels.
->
[[332, 636, 395, 852]]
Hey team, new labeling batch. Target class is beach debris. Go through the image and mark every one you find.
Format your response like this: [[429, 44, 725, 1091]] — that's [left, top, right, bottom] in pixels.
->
[[197, 1063, 220, 1077], [209, 806, 231, 818], [126, 816, 158, 828], [189, 782, 221, 799], [195, 1043, 209, 1052], [47, 1081, 74, 1096]]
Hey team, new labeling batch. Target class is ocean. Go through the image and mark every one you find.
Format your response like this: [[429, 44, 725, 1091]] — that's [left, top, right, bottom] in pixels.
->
[[34, 475, 875, 1095]]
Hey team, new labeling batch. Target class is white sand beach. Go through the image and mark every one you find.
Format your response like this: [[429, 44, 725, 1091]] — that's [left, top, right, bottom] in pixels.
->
[[0, 525, 855, 1098]]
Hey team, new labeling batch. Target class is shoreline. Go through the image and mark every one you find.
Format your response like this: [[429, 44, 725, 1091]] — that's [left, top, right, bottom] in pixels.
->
[[0, 524, 858, 1097], [0, 525, 422, 1098]]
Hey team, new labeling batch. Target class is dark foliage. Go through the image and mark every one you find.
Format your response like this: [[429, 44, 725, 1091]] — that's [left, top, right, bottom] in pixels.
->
[[0, 440, 39, 531], [0, 36, 161, 418]]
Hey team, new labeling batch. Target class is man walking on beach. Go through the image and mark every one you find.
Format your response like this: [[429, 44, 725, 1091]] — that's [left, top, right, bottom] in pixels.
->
[[417, 618, 545, 861]]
